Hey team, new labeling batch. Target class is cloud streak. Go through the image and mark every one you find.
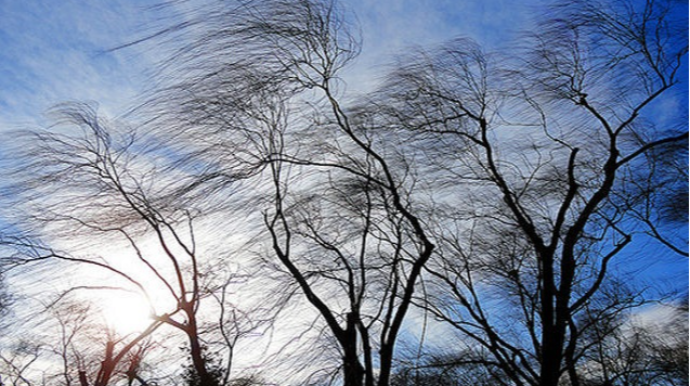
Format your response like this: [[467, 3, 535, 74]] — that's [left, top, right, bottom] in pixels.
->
[[0, 0, 157, 130], [0, 0, 543, 129]]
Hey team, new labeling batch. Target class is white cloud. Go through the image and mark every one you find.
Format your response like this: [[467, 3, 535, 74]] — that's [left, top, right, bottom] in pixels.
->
[[335, 0, 541, 94], [0, 0, 158, 130], [0, 0, 543, 130], [9, 2, 675, 383]]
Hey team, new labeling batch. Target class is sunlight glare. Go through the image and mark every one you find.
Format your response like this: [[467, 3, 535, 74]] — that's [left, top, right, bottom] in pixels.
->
[[101, 292, 153, 336]]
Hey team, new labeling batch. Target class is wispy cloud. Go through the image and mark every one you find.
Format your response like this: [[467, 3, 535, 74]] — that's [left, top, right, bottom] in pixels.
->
[[0, 0, 542, 129], [339, 0, 540, 93], [0, 0, 157, 130]]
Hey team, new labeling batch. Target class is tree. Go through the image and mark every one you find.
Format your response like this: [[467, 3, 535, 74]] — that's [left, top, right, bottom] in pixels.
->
[[574, 300, 688, 386], [182, 350, 224, 386], [4, 103, 265, 386], [626, 136, 688, 257], [86, 0, 689, 384], [367, 1, 687, 385], [137, 1, 435, 385], [0, 341, 41, 386], [390, 348, 507, 386], [2, 0, 686, 385]]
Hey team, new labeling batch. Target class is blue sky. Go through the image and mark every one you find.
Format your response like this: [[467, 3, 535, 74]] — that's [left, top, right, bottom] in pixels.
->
[[0, 0, 685, 309], [0, 0, 541, 129], [0, 0, 686, 309], [0, 0, 155, 129], [0, 0, 686, 382]]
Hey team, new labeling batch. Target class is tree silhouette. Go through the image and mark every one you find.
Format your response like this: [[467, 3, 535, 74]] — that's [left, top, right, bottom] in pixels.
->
[[370, 1, 687, 385], [1, 0, 686, 385], [3, 103, 267, 385]]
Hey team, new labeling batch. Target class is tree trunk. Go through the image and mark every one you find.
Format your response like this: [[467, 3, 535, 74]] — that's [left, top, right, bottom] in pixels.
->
[[342, 312, 364, 386], [540, 318, 567, 386], [78, 371, 89, 386], [540, 354, 561, 386], [377, 344, 393, 386], [186, 308, 219, 386], [94, 341, 116, 386], [189, 338, 218, 386], [540, 314, 564, 386]]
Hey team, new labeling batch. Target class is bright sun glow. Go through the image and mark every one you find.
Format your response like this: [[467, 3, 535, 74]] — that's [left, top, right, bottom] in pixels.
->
[[101, 292, 154, 336]]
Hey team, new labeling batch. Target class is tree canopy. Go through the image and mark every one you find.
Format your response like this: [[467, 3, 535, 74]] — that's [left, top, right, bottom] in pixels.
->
[[0, 0, 687, 385]]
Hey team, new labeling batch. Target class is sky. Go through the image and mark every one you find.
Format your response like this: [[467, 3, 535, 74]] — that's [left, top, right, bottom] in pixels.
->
[[0, 0, 687, 382], [0, 0, 543, 375], [0, 0, 542, 286], [0, 0, 682, 268], [0, 0, 540, 130], [0, 0, 150, 129]]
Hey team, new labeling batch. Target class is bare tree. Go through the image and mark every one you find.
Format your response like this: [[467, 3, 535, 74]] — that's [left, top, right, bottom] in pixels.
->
[[2, 0, 685, 385], [390, 346, 509, 386], [626, 139, 688, 257], [0, 340, 41, 386], [4, 103, 262, 386], [135, 1, 436, 385], [576, 300, 688, 386], [367, 1, 687, 385], [126, 0, 687, 384]]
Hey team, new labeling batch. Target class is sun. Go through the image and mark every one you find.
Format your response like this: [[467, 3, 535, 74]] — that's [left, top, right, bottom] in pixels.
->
[[100, 292, 154, 336]]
